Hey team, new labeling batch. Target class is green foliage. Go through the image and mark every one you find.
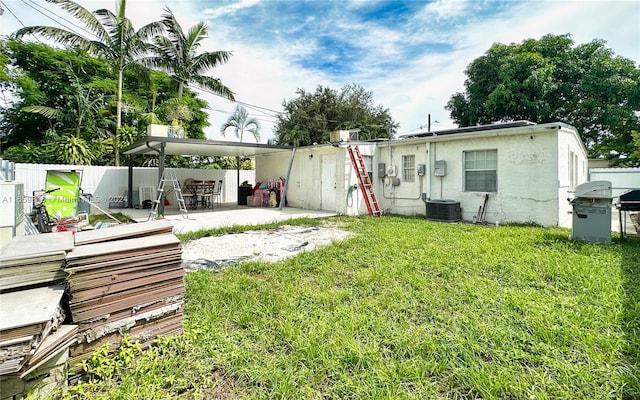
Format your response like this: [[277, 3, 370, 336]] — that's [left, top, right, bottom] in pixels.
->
[[53, 135, 94, 165], [142, 7, 234, 101], [0, 38, 212, 165], [221, 105, 260, 143], [275, 83, 398, 146], [446, 34, 640, 164]]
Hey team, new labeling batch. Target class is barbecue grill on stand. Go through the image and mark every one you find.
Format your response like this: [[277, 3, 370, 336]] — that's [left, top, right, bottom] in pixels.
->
[[568, 181, 613, 243]]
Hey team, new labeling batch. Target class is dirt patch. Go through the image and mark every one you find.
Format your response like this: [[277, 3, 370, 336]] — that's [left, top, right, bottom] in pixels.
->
[[181, 224, 352, 272]]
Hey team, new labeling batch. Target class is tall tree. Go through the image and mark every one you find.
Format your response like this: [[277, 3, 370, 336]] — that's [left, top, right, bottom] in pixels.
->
[[144, 8, 235, 101], [446, 34, 640, 164], [275, 83, 398, 146], [220, 105, 260, 143], [14, 0, 163, 166]]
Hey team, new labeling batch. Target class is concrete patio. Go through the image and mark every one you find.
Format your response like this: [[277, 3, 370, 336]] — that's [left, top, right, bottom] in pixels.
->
[[108, 203, 338, 234]]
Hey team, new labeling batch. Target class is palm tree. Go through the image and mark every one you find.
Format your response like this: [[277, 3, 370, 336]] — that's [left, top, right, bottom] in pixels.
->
[[14, 0, 163, 166], [144, 8, 235, 101], [220, 105, 260, 143]]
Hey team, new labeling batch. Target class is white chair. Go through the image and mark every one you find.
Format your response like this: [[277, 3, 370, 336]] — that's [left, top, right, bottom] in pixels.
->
[[210, 180, 222, 208]]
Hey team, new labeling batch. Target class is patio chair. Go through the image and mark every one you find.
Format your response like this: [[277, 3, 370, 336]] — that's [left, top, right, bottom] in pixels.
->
[[210, 179, 223, 208], [182, 178, 198, 209]]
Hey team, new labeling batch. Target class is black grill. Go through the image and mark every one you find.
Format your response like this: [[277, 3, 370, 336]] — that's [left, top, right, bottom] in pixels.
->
[[618, 189, 640, 211]]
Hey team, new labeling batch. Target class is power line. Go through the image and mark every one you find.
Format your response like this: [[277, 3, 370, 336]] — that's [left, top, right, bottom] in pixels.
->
[[0, 0, 27, 28], [22, 0, 95, 38]]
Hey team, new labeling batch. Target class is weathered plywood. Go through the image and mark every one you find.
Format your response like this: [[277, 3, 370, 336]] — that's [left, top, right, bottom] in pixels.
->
[[70, 282, 184, 322], [0, 284, 66, 331], [0, 231, 74, 262], [66, 233, 180, 262], [69, 267, 184, 303], [68, 261, 182, 292], [74, 220, 174, 246], [64, 249, 181, 280]]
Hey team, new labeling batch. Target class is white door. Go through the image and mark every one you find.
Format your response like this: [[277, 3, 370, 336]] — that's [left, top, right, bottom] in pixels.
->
[[321, 154, 336, 211]]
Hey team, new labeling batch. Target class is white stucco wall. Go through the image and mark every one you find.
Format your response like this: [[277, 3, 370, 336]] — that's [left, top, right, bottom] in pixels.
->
[[376, 124, 586, 227], [256, 123, 588, 228], [557, 126, 589, 227]]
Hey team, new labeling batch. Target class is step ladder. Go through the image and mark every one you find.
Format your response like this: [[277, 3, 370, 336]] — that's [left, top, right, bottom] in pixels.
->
[[347, 145, 382, 216], [148, 168, 190, 221]]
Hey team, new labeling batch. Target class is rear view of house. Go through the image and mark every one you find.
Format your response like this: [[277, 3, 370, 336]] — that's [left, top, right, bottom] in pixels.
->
[[255, 121, 588, 228]]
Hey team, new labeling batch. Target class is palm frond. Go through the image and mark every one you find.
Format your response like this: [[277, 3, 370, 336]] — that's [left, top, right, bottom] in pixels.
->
[[192, 75, 235, 101], [22, 105, 63, 120]]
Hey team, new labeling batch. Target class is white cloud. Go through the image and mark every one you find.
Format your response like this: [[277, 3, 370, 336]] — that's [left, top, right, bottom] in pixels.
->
[[202, 0, 261, 19]]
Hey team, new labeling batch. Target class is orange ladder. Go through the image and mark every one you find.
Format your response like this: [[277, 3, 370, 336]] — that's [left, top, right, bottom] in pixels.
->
[[347, 145, 382, 216]]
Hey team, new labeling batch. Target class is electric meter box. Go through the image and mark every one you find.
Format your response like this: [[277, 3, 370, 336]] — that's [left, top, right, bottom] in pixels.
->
[[434, 160, 447, 177], [417, 164, 426, 176]]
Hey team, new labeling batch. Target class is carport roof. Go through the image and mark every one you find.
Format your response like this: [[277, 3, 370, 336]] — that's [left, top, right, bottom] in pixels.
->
[[124, 136, 293, 157]]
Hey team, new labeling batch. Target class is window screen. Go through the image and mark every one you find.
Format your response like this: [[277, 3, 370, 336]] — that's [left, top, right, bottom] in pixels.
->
[[464, 150, 497, 192]]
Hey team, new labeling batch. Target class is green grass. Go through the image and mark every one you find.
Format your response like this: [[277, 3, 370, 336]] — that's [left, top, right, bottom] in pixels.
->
[[59, 216, 640, 399]]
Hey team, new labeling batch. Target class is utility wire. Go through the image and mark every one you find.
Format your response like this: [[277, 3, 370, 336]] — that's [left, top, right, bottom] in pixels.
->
[[23, 0, 94, 38]]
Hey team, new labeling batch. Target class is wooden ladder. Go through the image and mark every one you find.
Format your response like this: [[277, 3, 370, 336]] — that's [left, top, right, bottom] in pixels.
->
[[148, 168, 189, 220], [347, 145, 382, 216]]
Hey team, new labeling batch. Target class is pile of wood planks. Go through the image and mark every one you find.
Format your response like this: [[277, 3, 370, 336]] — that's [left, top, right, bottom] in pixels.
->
[[0, 232, 73, 292], [0, 284, 78, 399], [0, 219, 186, 396], [65, 220, 185, 375]]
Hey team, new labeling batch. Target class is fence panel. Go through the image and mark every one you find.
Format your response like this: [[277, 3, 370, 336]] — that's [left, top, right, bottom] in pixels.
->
[[589, 167, 640, 198], [10, 162, 255, 214]]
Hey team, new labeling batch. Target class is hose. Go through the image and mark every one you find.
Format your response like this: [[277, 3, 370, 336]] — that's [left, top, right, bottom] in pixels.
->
[[346, 184, 357, 207]]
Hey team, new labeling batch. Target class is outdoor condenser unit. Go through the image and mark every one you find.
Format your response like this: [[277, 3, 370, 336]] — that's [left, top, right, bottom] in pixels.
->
[[425, 199, 461, 222]]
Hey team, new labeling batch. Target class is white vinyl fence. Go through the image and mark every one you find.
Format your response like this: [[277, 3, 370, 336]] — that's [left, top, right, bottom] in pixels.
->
[[8, 161, 255, 214], [589, 167, 640, 199]]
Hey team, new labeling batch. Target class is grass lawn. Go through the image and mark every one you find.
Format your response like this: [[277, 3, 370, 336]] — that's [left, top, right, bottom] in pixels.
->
[[63, 216, 640, 399]]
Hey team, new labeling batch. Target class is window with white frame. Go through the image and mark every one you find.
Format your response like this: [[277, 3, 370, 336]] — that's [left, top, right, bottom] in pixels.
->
[[402, 155, 415, 182], [464, 150, 497, 192], [363, 155, 373, 182]]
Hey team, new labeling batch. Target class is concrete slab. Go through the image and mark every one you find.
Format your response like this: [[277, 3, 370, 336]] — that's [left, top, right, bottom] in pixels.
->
[[107, 203, 338, 234]]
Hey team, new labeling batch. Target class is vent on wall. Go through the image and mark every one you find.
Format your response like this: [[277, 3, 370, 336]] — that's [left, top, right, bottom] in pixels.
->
[[425, 199, 461, 222]]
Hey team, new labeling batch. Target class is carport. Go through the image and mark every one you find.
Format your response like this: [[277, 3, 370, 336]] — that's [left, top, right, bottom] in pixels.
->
[[123, 136, 294, 215]]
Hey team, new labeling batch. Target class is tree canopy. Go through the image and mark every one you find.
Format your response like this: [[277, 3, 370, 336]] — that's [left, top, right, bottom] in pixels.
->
[[446, 34, 640, 165], [0, 39, 209, 165], [274, 83, 398, 146]]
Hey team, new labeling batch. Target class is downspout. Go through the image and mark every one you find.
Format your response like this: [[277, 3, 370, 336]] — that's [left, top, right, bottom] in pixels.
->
[[279, 147, 296, 210]]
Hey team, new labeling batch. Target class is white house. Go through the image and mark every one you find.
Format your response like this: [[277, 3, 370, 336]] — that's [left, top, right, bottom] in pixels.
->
[[255, 121, 589, 227]]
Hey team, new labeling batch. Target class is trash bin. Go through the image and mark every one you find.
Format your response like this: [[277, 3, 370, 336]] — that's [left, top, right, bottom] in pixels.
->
[[238, 184, 252, 205], [568, 181, 612, 243]]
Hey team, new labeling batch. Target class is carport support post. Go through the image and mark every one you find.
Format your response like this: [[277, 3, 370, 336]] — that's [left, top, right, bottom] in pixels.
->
[[158, 143, 165, 216], [279, 147, 296, 210], [127, 156, 133, 208]]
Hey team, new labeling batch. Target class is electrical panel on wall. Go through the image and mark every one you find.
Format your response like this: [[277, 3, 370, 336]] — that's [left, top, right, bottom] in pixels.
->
[[417, 164, 426, 176], [434, 160, 446, 176], [378, 163, 386, 178]]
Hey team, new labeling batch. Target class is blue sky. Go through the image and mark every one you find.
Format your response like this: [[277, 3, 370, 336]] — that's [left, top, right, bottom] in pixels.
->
[[1, 0, 639, 142]]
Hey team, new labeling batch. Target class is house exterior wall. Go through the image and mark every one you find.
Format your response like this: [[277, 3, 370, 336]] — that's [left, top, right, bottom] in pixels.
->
[[557, 127, 589, 227], [256, 123, 588, 228], [256, 144, 376, 215], [377, 131, 557, 225]]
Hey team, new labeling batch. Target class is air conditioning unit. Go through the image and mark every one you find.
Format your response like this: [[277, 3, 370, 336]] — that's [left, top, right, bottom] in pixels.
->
[[329, 130, 360, 142], [425, 199, 461, 222]]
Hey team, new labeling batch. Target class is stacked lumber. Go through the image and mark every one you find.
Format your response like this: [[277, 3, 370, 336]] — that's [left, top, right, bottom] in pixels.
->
[[65, 220, 184, 374], [0, 285, 78, 399], [0, 232, 73, 291]]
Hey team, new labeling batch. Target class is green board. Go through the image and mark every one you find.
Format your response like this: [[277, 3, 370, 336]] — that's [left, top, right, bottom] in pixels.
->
[[45, 170, 81, 219]]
